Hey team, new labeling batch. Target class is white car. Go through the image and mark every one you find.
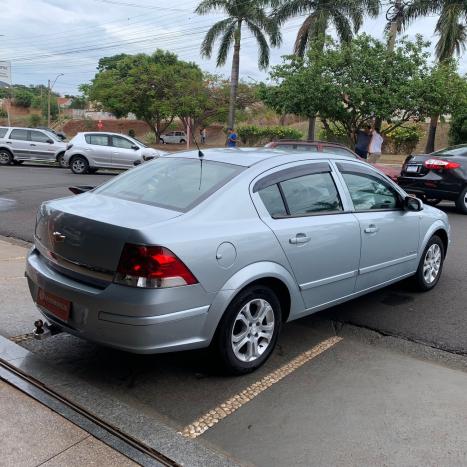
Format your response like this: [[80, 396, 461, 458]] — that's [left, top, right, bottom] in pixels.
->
[[160, 131, 186, 144], [64, 132, 164, 174]]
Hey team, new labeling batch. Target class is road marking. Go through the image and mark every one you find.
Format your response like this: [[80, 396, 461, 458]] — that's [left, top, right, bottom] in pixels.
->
[[0, 256, 26, 261], [179, 336, 342, 439], [0, 276, 26, 281]]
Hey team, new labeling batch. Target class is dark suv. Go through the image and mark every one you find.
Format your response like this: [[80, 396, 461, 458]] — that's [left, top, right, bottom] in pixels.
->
[[398, 145, 467, 214], [265, 140, 400, 181]]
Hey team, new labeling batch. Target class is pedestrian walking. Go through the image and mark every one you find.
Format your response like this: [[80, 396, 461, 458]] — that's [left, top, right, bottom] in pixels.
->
[[368, 127, 384, 163], [226, 128, 237, 148], [201, 128, 207, 144], [355, 124, 372, 159]]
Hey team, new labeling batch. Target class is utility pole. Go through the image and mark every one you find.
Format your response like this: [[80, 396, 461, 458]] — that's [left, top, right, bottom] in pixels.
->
[[47, 73, 64, 127]]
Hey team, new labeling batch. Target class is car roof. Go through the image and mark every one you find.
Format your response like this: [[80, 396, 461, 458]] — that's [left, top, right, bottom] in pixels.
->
[[165, 147, 358, 167], [77, 131, 136, 137], [271, 139, 348, 148]]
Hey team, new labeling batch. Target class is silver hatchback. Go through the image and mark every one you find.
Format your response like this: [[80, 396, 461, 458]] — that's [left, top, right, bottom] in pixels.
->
[[26, 149, 450, 374], [64, 132, 164, 174]]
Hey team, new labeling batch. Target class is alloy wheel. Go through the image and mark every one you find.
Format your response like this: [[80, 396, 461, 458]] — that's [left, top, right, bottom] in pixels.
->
[[72, 158, 86, 173], [231, 298, 275, 363], [423, 243, 442, 285], [0, 151, 11, 165]]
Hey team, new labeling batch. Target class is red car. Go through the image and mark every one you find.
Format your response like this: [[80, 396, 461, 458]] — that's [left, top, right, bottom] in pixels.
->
[[265, 140, 400, 182]]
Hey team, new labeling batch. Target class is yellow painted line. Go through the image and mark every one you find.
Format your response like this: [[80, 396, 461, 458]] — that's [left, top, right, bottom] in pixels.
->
[[179, 336, 342, 439]]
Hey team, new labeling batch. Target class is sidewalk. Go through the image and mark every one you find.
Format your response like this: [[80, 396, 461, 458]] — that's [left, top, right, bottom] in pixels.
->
[[0, 380, 136, 467]]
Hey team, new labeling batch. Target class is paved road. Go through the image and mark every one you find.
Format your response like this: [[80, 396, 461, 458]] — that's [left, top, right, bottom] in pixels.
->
[[2, 163, 467, 465]]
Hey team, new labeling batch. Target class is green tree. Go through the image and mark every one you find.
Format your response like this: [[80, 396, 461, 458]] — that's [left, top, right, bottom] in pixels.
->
[[260, 35, 433, 145], [195, 0, 281, 129], [273, 0, 380, 138], [405, 0, 467, 151], [14, 89, 33, 108], [41, 95, 58, 119], [450, 110, 467, 144], [86, 50, 205, 142]]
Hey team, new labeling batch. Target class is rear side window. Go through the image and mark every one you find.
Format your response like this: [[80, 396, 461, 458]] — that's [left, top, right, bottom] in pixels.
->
[[0, 128, 7, 138], [85, 134, 110, 146], [30, 130, 51, 143], [95, 158, 243, 212], [9, 129, 28, 141], [258, 185, 287, 217]]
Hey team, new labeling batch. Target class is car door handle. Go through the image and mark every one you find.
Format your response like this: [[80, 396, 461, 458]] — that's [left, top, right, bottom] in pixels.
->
[[30, 144, 36, 146], [6, 141, 12, 144], [289, 233, 311, 244], [364, 224, 379, 234]]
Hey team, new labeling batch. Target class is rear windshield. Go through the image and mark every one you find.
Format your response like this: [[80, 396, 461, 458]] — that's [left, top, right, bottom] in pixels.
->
[[432, 146, 467, 157], [95, 157, 243, 212]]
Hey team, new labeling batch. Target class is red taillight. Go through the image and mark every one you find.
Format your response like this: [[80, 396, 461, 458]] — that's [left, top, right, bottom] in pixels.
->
[[114, 244, 198, 288], [424, 158, 460, 170]]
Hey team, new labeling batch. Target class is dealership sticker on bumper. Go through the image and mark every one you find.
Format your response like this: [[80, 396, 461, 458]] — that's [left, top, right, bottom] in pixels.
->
[[37, 288, 71, 322]]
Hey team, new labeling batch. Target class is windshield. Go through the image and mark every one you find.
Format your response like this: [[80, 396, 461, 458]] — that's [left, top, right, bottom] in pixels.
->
[[129, 135, 147, 148], [95, 157, 243, 212], [432, 146, 467, 157]]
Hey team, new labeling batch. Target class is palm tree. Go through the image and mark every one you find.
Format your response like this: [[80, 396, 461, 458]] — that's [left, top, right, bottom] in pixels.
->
[[405, 0, 467, 152], [196, 0, 281, 129], [273, 0, 380, 139]]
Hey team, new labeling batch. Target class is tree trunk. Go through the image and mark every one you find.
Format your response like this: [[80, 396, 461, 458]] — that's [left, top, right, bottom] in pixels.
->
[[425, 114, 439, 153], [307, 116, 316, 140], [228, 23, 241, 129]]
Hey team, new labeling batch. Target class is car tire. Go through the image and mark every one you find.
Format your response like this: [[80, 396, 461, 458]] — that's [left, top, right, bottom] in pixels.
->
[[57, 153, 68, 168], [412, 235, 445, 292], [0, 149, 13, 166], [160, 139, 165, 144], [70, 155, 89, 174], [455, 187, 467, 214], [180, 139, 186, 144], [214, 285, 282, 375]]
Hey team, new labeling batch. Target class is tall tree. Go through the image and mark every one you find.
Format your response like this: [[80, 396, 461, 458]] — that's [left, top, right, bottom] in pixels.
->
[[273, 0, 380, 139], [405, 0, 467, 152], [195, 0, 281, 129]]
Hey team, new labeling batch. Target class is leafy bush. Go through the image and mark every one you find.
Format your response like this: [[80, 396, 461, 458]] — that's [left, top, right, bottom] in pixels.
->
[[0, 108, 7, 118], [28, 114, 42, 127], [143, 132, 157, 145], [449, 112, 467, 145], [385, 124, 423, 154], [14, 90, 33, 108], [237, 125, 303, 145], [31, 96, 42, 109], [317, 122, 350, 145]]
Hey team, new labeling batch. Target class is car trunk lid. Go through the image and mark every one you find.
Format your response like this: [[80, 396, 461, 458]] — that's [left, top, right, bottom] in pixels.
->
[[35, 193, 182, 284]]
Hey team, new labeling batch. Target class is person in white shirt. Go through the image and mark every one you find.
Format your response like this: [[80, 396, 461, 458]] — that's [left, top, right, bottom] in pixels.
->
[[368, 128, 384, 163]]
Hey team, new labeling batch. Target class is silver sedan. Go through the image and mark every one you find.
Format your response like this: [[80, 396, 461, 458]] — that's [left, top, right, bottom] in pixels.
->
[[26, 149, 450, 374]]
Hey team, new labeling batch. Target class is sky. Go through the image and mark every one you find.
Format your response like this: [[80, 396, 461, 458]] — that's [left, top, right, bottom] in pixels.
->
[[1, 0, 465, 96]]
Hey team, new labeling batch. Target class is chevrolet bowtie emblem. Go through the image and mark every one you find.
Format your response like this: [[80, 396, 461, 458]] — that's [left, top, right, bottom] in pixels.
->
[[52, 231, 66, 242]]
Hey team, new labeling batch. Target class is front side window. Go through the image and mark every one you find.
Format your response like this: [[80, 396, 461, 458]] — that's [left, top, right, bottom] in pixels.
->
[[95, 158, 243, 212], [342, 172, 400, 211], [112, 136, 134, 149], [30, 130, 51, 143], [9, 129, 28, 141], [85, 134, 110, 146]]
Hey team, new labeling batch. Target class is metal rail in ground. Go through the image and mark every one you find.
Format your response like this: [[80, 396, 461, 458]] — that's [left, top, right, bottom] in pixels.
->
[[0, 358, 179, 467]]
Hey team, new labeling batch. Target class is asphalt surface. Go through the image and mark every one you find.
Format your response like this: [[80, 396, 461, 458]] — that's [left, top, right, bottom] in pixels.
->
[[2, 163, 467, 466]]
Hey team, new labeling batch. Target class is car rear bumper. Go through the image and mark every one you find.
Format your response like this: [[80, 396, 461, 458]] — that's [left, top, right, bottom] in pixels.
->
[[25, 247, 215, 354], [398, 176, 461, 201]]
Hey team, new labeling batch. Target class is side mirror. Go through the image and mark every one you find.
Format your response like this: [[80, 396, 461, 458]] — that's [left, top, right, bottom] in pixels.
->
[[133, 160, 142, 166], [69, 186, 95, 195], [47, 139, 54, 144], [404, 196, 423, 212], [131, 145, 139, 150]]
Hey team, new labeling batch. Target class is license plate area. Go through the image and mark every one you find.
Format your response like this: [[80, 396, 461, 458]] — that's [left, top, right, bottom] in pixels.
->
[[406, 164, 421, 173], [37, 288, 71, 322]]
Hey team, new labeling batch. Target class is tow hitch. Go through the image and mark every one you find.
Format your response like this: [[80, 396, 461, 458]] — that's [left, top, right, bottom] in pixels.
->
[[33, 319, 63, 340]]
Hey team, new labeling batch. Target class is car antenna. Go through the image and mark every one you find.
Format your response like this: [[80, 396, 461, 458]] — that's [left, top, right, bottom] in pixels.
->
[[192, 132, 204, 190]]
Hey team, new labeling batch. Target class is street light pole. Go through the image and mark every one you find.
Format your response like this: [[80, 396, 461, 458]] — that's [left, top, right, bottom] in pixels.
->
[[47, 73, 64, 127]]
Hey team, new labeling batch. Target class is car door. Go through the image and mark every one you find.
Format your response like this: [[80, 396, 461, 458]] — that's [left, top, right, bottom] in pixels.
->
[[7, 129, 31, 159], [252, 161, 361, 311], [335, 161, 420, 291], [163, 132, 175, 143], [29, 130, 56, 161], [111, 135, 139, 168], [85, 134, 113, 166]]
